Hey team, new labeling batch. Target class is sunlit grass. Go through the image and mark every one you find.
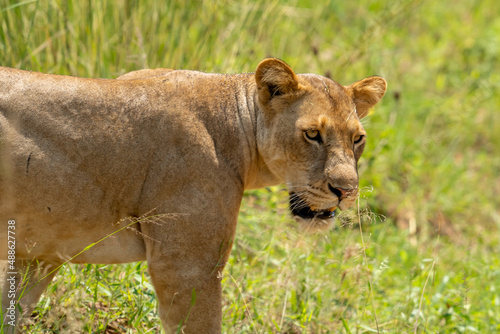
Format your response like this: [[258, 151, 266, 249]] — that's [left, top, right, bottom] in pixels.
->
[[21, 192, 500, 333]]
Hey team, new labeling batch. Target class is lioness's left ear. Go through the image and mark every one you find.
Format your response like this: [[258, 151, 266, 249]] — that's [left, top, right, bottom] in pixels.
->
[[347, 76, 387, 119], [255, 58, 302, 104]]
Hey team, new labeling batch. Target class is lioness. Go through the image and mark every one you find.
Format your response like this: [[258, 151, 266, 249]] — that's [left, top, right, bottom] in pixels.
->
[[0, 59, 386, 333]]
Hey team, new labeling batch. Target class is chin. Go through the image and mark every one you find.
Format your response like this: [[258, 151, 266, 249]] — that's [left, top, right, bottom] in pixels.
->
[[294, 214, 337, 232], [289, 192, 338, 232]]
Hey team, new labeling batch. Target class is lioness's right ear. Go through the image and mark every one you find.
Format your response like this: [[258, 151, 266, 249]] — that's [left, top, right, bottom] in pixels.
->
[[255, 58, 301, 104]]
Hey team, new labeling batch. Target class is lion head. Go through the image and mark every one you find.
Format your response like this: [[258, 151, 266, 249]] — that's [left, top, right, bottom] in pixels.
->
[[254, 59, 387, 230]]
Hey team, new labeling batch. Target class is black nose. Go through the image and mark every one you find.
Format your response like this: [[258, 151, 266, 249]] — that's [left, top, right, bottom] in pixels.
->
[[328, 184, 357, 200]]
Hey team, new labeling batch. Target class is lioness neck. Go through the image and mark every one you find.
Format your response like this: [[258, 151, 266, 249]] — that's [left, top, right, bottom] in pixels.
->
[[174, 71, 282, 190], [225, 74, 283, 190], [225, 74, 282, 190]]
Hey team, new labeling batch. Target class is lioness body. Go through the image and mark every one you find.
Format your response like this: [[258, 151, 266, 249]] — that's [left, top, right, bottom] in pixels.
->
[[0, 60, 386, 332], [0, 68, 257, 263]]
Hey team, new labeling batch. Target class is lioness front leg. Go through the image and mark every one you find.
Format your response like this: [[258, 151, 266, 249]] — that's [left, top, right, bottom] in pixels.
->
[[143, 216, 236, 333], [148, 257, 226, 333]]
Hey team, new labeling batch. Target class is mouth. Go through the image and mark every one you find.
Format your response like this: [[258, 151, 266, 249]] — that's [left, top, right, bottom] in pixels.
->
[[289, 193, 337, 220]]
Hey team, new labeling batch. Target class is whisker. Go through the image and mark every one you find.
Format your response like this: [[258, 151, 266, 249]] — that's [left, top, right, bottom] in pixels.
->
[[346, 107, 357, 123]]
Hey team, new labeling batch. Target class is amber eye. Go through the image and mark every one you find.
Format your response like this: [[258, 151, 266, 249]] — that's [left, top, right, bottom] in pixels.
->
[[305, 129, 321, 142], [354, 135, 365, 144]]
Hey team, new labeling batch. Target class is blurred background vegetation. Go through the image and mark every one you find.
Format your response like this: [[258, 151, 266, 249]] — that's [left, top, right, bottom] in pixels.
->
[[1, 0, 499, 333]]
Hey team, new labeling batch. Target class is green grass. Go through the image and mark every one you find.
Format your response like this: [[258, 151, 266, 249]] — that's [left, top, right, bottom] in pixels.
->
[[1, 0, 499, 333]]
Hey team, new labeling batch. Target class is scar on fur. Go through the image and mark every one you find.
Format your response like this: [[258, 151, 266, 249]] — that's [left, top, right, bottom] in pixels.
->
[[320, 79, 329, 93], [26, 152, 33, 173]]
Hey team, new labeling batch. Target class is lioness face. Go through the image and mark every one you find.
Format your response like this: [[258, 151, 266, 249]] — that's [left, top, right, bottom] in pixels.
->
[[255, 59, 386, 230]]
